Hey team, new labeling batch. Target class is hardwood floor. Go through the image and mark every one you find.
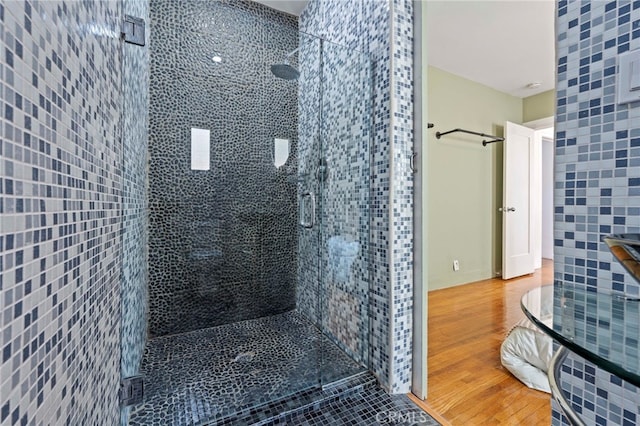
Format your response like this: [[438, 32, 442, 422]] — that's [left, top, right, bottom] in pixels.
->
[[410, 260, 553, 425]]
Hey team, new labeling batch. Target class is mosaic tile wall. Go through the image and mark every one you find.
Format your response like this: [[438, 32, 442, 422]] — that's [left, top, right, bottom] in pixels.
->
[[120, 0, 150, 424], [300, 0, 415, 393], [147, 0, 300, 337], [554, 0, 640, 424], [0, 0, 130, 424]]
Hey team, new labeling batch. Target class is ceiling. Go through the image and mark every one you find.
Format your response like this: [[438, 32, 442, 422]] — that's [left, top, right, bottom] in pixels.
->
[[255, 0, 556, 99], [426, 1, 555, 98], [254, 0, 309, 16]]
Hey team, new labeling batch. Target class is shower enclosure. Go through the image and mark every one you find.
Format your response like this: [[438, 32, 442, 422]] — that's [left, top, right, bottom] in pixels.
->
[[126, 1, 372, 423]]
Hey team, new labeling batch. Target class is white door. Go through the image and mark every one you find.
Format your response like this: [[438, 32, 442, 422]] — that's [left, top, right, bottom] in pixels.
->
[[502, 121, 536, 279]]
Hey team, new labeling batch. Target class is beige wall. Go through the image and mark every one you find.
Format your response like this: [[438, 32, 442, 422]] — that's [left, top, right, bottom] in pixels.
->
[[427, 66, 523, 290], [523, 89, 555, 122]]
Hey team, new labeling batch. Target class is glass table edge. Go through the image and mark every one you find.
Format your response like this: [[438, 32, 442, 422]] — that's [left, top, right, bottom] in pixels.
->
[[520, 285, 640, 388]]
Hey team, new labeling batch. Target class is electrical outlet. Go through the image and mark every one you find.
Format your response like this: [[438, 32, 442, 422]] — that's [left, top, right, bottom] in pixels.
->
[[453, 260, 460, 271]]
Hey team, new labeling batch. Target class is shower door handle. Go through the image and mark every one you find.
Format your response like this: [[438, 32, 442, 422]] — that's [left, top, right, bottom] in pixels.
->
[[410, 152, 418, 173], [300, 191, 316, 228]]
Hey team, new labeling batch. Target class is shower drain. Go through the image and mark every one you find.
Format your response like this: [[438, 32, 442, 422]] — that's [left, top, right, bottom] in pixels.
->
[[233, 351, 255, 363]]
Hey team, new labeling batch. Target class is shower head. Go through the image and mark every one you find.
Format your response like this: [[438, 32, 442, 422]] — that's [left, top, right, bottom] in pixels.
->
[[271, 47, 300, 80], [271, 63, 299, 80]]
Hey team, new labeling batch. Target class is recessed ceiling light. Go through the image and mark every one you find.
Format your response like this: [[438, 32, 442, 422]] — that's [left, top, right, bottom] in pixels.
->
[[212, 56, 223, 63], [526, 82, 542, 89]]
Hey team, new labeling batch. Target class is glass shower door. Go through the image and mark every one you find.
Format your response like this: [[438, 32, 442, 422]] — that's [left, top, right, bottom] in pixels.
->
[[317, 39, 372, 385], [296, 32, 374, 391], [122, 0, 373, 420]]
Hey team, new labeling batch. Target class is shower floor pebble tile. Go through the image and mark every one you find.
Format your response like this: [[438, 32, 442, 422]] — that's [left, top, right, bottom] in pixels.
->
[[128, 311, 365, 425]]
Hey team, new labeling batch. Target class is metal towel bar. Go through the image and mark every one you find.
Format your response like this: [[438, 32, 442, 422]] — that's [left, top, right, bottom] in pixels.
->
[[435, 128, 504, 146]]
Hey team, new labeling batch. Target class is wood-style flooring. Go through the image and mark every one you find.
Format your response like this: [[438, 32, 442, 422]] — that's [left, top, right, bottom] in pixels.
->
[[410, 260, 553, 425]]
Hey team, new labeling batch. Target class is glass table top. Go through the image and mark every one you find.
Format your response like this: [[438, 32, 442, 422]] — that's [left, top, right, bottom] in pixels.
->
[[522, 283, 640, 387]]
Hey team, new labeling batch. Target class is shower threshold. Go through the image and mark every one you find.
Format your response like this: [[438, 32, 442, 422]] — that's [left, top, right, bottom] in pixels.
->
[[128, 311, 367, 425]]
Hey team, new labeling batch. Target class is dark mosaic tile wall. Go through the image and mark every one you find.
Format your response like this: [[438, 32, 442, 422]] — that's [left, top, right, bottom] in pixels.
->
[[300, 0, 414, 393], [120, 0, 150, 424], [284, 386, 440, 426], [0, 0, 136, 424], [553, 0, 640, 424], [148, 0, 299, 337]]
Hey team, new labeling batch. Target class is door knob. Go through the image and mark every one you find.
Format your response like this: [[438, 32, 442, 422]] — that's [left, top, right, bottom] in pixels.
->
[[499, 207, 516, 212]]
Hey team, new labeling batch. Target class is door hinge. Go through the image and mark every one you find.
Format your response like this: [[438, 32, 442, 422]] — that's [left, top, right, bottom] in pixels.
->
[[122, 15, 145, 46], [120, 375, 144, 407]]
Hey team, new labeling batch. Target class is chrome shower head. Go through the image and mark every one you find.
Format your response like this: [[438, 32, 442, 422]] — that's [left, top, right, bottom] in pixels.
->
[[270, 63, 299, 80], [271, 47, 300, 80]]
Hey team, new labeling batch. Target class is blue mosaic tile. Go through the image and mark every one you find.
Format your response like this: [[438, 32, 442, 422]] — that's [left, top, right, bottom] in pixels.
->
[[0, 0, 134, 424], [554, 0, 640, 424], [282, 386, 439, 425]]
